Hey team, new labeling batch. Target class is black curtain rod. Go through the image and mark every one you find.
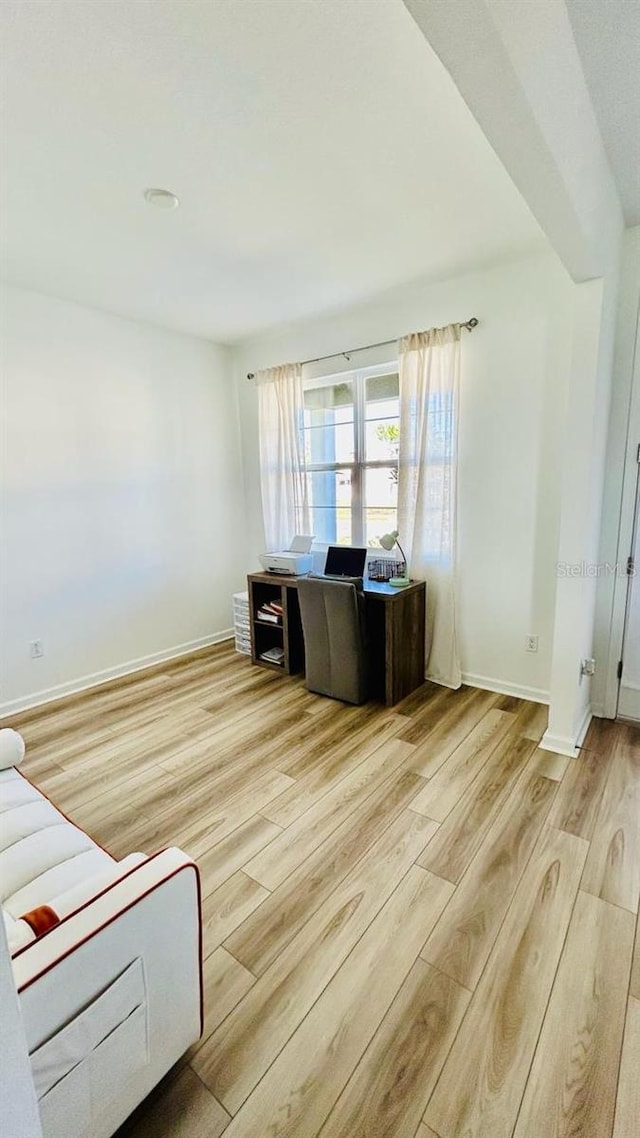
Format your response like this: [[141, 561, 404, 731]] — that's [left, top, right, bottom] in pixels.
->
[[246, 317, 478, 380]]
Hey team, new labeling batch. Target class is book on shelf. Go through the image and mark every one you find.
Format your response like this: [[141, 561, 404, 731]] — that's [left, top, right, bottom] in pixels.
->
[[259, 646, 285, 664], [256, 602, 282, 624]]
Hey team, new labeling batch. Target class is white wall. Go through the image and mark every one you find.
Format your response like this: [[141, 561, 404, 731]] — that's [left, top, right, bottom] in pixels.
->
[[592, 226, 640, 717], [1, 286, 246, 713], [541, 274, 617, 753], [233, 251, 574, 701]]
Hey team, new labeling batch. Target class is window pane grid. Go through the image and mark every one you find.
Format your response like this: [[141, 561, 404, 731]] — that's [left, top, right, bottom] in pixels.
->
[[303, 369, 400, 547], [306, 461, 396, 472], [363, 414, 400, 426]]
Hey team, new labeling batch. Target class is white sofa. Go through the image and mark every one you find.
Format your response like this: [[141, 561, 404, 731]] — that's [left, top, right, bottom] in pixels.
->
[[0, 729, 202, 1138]]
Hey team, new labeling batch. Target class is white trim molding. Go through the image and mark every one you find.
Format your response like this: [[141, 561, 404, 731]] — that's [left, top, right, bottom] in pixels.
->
[[461, 672, 549, 705], [593, 227, 640, 719], [0, 631, 234, 718], [539, 704, 592, 758], [616, 682, 640, 719]]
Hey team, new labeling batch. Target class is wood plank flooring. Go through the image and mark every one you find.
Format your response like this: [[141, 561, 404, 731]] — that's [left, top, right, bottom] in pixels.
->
[[8, 641, 640, 1138]]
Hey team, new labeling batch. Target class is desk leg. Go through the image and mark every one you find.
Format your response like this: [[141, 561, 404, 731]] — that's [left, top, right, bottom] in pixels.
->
[[385, 588, 426, 705]]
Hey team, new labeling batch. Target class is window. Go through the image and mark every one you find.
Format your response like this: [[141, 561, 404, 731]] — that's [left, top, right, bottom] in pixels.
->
[[303, 367, 399, 547]]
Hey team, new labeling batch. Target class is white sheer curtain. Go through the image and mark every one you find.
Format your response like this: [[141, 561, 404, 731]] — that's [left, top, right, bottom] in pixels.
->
[[398, 325, 462, 688], [257, 363, 309, 551]]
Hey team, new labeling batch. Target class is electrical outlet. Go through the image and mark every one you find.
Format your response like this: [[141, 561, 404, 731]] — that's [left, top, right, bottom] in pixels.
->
[[29, 640, 44, 659], [525, 635, 539, 653]]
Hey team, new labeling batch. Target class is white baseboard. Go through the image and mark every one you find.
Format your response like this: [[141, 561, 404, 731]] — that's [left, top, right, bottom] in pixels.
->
[[539, 732, 579, 758], [0, 630, 235, 718], [575, 705, 593, 749], [462, 672, 549, 705], [539, 704, 593, 758]]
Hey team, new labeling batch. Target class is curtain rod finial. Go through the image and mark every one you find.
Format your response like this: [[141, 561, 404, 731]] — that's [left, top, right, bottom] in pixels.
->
[[247, 372, 255, 381]]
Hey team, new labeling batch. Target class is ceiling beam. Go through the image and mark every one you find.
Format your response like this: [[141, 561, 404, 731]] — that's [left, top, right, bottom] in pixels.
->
[[403, 0, 623, 281]]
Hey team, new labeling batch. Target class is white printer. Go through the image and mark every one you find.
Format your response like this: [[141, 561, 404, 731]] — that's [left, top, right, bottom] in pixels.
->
[[259, 534, 314, 576]]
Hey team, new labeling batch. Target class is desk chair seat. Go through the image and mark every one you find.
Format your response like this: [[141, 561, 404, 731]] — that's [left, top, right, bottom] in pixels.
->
[[297, 577, 368, 704]]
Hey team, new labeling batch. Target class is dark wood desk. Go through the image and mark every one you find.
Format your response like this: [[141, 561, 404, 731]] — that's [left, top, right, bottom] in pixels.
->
[[247, 572, 426, 706]]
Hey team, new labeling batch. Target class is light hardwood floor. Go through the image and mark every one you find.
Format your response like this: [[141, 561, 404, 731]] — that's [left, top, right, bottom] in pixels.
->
[[10, 642, 640, 1138]]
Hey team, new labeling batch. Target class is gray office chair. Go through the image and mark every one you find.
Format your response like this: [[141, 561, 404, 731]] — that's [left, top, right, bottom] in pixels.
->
[[297, 577, 368, 704]]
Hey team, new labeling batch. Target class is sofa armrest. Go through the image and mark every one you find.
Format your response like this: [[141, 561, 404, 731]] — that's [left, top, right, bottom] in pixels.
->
[[16, 848, 201, 1034], [0, 728, 25, 769], [14, 848, 203, 1138], [13, 847, 200, 995]]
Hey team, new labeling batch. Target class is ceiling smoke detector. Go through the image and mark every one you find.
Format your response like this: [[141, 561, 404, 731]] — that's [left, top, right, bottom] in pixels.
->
[[143, 188, 179, 210]]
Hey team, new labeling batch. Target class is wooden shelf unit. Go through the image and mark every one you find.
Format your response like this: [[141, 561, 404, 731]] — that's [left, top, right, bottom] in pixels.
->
[[248, 575, 305, 675]]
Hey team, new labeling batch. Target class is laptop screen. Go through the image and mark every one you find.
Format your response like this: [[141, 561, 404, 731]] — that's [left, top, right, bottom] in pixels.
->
[[324, 545, 367, 577]]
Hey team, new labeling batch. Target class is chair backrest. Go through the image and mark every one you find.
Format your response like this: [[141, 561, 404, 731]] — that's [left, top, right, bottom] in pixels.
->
[[297, 577, 368, 704]]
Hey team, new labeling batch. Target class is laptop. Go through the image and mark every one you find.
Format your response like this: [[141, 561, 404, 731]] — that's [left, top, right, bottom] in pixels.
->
[[322, 545, 367, 579]]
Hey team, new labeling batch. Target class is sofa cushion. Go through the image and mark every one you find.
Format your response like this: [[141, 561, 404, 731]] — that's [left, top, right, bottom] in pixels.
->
[[4, 852, 148, 955], [0, 766, 115, 932]]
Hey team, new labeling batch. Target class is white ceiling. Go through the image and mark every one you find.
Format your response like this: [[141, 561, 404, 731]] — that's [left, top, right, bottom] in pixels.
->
[[1, 0, 546, 344], [566, 0, 640, 227]]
